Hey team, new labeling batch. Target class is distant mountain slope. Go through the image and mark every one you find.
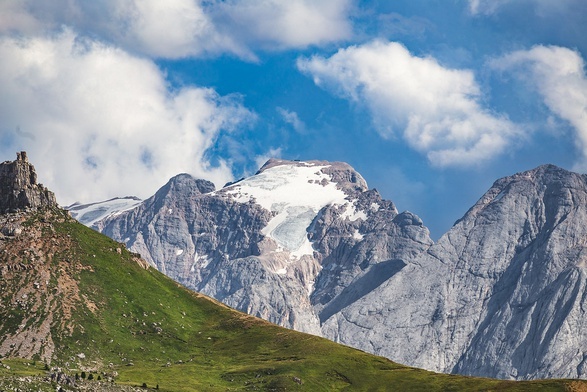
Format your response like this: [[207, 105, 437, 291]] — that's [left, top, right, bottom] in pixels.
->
[[97, 159, 432, 336], [324, 164, 587, 380], [2, 154, 576, 391]]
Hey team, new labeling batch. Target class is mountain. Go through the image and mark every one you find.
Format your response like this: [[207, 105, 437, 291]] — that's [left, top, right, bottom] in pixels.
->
[[97, 159, 432, 336], [3, 153, 576, 391], [89, 158, 587, 381], [321, 164, 587, 380]]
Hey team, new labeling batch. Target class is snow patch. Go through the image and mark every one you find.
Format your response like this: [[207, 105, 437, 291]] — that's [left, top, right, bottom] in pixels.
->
[[370, 202, 380, 212], [191, 252, 210, 272], [352, 229, 364, 241], [340, 203, 367, 222], [224, 230, 234, 253], [176, 249, 184, 256], [493, 191, 506, 203], [67, 197, 142, 227], [307, 280, 316, 295], [223, 163, 351, 258]]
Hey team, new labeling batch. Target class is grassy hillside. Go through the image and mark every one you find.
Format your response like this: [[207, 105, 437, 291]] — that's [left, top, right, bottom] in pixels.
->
[[0, 208, 585, 391]]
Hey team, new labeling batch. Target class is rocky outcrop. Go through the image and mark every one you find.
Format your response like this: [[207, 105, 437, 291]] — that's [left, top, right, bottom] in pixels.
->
[[0, 152, 57, 213]]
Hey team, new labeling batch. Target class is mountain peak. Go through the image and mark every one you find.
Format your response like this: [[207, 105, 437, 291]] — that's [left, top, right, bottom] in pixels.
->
[[0, 151, 57, 213], [256, 158, 368, 193], [165, 173, 216, 195], [513, 163, 572, 182]]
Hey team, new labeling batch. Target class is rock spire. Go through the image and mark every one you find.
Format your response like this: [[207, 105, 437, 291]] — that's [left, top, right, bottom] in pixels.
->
[[0, 151, 57, 213]]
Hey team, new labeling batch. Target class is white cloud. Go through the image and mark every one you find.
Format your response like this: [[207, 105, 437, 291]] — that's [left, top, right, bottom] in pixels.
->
[[0, 0, 353, 59], [0, 30, 255, 205], [468, 0, 576, 16], [210, 0, 354, 52], [467, 0, 510, 15], [491, 45, 587, 170], [297, 40, 520, 166], [277, 107, 306, 133]]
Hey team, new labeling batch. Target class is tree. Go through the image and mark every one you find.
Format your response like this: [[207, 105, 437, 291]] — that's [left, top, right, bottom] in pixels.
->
[[81, 371, 86, 379], [88, 373, 94, 380]]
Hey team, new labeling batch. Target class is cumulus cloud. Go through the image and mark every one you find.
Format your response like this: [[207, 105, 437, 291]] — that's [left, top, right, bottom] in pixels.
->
[[297, 40, 520, 166], [491, 45, 587, 170], [0, 30, 254, 205], [0, 0, 353, 59], [210, 0, 354, 52]]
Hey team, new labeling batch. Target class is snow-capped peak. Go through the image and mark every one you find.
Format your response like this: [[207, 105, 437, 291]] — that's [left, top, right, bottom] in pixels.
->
[[221, 161, 359, 258]]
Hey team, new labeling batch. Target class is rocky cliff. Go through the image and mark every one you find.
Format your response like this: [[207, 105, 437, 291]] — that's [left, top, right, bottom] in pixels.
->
[[0, 151, 57, 213]]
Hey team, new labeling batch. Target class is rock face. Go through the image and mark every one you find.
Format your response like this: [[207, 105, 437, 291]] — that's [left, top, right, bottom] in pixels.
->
[[0, 152, 57, 213], [322, 164, 587, 380], [93, 160, 587, 380], [441, 164, 587, 379], [98, 159, 432, 335]]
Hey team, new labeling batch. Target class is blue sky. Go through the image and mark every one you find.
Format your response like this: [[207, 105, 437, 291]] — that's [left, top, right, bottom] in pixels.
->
[[1, 0, 586, 238]]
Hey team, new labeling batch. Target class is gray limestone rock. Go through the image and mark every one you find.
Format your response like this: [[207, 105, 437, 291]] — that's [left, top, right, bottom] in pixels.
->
[[0, 151, 57, 213], [322, 164, 587, 380]]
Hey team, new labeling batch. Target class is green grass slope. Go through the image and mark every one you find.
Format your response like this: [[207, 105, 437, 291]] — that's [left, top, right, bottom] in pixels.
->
[[1, 208, 585, 391]]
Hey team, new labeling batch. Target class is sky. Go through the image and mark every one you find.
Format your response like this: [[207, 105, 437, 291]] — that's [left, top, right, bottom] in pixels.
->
[[1, 0, 586, 239]]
